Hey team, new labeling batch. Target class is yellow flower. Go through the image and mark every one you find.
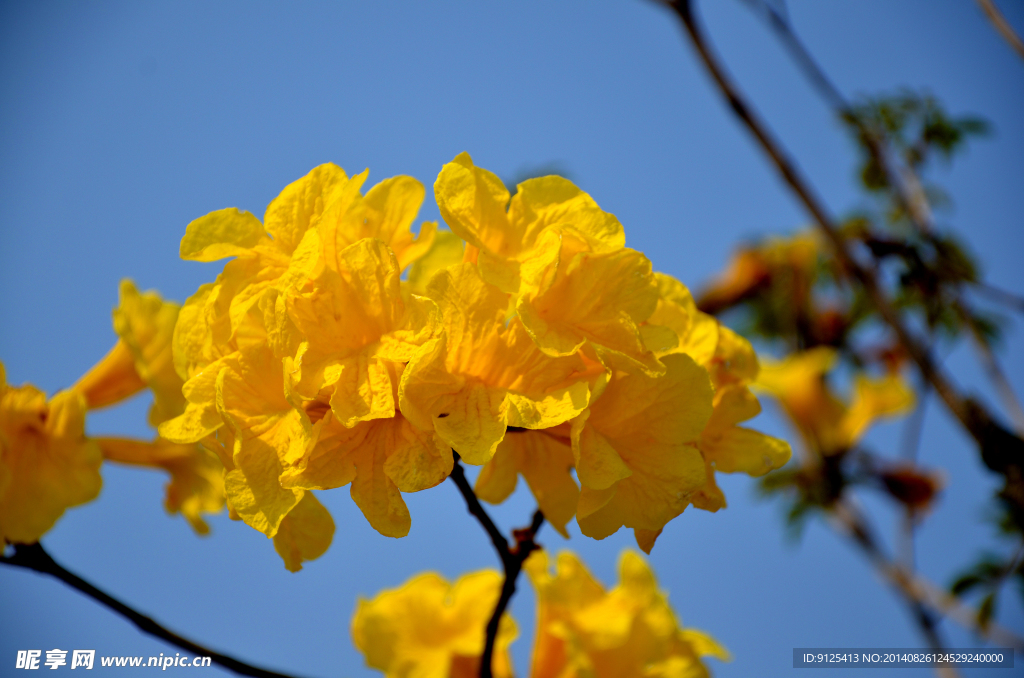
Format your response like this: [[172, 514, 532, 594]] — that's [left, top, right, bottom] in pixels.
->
[[475, 425, 579, 538], [0, 363, 102, 543], [399, 262, 600, 465], [571, 354, 713, 548], [646, 274, 790, 521], [94, 436, 223, 535], [525, 550, 728, 678], [755, 347, 915, 455], [75, 279, 185, 426], [352, 569, 516, 678], [434, 152, 624, 295]]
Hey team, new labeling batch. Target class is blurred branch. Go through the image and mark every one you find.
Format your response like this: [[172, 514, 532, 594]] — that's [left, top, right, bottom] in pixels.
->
[[972, 282, 1024, 313], [975, 0, 1024, 61], [831, 501, 1024, 651], [955, 300, 1024, 435], [0, 543, 305, 678], [659, 0, 1024, 496], [740, 0, 936, 233], [448, 454, 545, 678]]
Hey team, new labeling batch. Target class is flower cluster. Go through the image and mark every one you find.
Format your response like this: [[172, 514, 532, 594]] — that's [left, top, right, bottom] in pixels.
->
[[352, 549, 726, 678], [149, 154, 789, 567], [1, 281, 224, 545]]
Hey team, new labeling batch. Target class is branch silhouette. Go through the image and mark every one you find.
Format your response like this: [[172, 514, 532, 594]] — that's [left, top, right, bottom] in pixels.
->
[[0, 542, 308, 678], [449, 453, 545, 678]]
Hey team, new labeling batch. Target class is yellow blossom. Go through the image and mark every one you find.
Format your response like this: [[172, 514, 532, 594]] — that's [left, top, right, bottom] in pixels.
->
[[755, 347, 915, 455], [0, 363, 102, 543], [646, 274, 790, 520], [434, 152, 623, 295], [525, 550, 728, 678], [352, 569, 516, 678], [75, 279, 185, 426], [94, 436, 224, 535], [571, 354, 713, 547], [400, 262, 600, 465]]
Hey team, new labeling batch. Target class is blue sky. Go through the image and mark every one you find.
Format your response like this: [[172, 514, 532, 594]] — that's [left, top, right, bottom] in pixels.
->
[[1, 1, 1022, 676]]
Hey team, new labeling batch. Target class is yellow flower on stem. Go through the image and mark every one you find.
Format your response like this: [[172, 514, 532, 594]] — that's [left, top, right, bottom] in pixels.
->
[[0, 363, 102, 544], [525, 549, 728, 678], [352, 569, 517, 678]]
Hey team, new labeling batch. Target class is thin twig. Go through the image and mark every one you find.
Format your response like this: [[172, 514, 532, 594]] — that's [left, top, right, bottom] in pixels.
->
[[831, 501, 1024, 651], [0, 543, 305, 678], [448, 454, 545, 678], [975, 0, 1024, 61], [659, 0, 1024, 473]]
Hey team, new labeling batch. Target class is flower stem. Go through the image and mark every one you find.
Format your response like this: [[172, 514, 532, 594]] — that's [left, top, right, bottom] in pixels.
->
[[448, 453, 545, 678]]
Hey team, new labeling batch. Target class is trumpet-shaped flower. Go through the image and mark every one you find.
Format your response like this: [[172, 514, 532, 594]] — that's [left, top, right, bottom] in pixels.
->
[[352, 569, 517, 678], [755, 347, 915, 455], [525, 550, 728, 678], [400, 263, 600, 465], [94, 436, 224, 535], [281, 407, 452, 539], [286, 237, 439, 428], [571, 354, 713, 547], [0, 363, 102, 543], [75, 280, 185, 426], [646, 274, 790, 519]]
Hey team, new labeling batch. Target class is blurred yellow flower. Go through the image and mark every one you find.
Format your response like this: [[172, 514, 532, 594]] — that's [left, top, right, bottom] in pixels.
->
[[525, 549, 728, 678], [756, 347, 915, 455], [0, 363, 102, 544], [352, 569, 516, 678]]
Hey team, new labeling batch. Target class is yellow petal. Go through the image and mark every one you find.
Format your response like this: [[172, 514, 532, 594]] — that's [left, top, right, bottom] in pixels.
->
[[352, 569, 515, 678], [507, 175, 625, 254], [701, 427, 791, 477], [841, 373, 916, 446], [263, 163, 349, 256], [272, 491, 335, 572], [477, 430, 579, 538], [573, 354, 713, 539], [406, 228, 466, 295], [435, 152, 513, 256], [519, 243, 664, 376], [179, 207, 268, 262]]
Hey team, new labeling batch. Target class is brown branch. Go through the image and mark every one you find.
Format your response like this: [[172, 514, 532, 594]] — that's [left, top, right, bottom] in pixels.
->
[[955, 300, 1024, 435], [659, 0, 1024, 486], [448, 454, 545, 678], [0, 542, 306, 678], [976, 0, 1024, 61], [831, 501, 1024, 652]]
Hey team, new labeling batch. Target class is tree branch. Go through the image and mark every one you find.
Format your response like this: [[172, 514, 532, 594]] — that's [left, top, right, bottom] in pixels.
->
[[831, 501, 1024, 651], [976, 0, 1024, 61], [448, 454, 545, 678], [0, 542, 306, 678], [659, 0, 1024, 490]]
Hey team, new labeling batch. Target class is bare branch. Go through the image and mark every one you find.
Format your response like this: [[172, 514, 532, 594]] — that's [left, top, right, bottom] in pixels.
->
[[976, 0, 1024, 61], [658, 0, 1024, 484], [448, 454, 545, 678], [831, 502, 1024, 651], [0, 543, 306, 678]]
